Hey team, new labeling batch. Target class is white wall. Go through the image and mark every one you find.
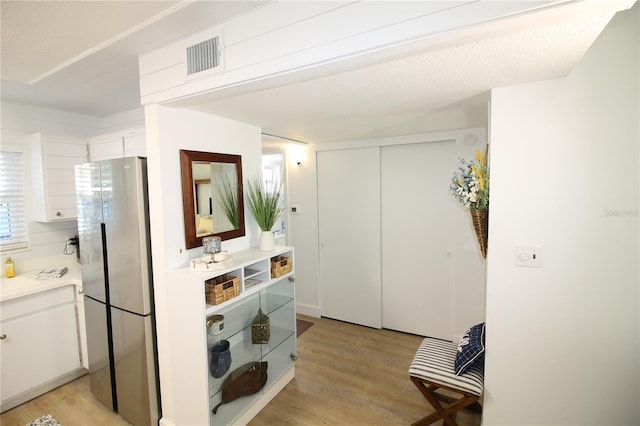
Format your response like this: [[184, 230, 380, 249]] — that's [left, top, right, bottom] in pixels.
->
[[99, 107, 145, 133], [0, 101, 146, 271], [288, 128, 487, 339], [143, 105, 262, 421], [484, 4, 639, 425], [0, 101, 103, 270], [284, 145, 321, 317]]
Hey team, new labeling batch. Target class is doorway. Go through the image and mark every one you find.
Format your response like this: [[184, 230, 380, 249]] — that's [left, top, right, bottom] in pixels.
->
[[262, 150, 286, 245]]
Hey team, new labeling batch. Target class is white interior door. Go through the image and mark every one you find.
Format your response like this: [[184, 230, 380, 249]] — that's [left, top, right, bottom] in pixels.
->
[[381, 140, 456, 339], [317, 147, 381, 328]]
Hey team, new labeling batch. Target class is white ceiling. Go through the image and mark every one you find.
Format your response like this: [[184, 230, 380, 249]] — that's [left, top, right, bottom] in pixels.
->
[[0, 1, 267, 116], [189, 9, 612, 143], [0, 1, 634, 144]]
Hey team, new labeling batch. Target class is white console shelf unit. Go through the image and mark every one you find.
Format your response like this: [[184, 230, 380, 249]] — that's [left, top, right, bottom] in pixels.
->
[[164, 246, 296, 426]]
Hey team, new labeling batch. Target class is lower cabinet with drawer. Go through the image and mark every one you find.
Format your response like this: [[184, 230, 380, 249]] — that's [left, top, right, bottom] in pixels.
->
[[165, 246, 296, 426], [0, 285, 86, 412]]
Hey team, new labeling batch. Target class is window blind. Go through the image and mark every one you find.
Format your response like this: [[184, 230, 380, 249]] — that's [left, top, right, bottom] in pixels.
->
[[0, 151, 29, 251]]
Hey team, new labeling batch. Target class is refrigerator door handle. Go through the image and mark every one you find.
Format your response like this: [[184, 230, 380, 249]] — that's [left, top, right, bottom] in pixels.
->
[[134, 159, 153, 314], [101, 223, 111, 304], [101, 222, 118, 412]]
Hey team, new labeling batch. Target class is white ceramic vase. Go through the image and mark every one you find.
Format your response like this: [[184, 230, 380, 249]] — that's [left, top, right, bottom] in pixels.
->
[[259, 231, 275, 251]]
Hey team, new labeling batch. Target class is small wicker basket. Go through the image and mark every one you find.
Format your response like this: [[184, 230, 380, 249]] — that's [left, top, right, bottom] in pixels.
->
[[205, 274, 240, 305], [470, 208, 488, 259], [270, 256, 292, 278]]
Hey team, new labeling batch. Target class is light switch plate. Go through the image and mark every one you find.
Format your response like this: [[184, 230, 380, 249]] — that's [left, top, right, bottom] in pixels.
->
[[515, 246, 543, 268]]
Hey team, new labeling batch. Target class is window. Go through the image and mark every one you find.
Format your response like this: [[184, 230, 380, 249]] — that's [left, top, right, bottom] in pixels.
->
[[262, 151, 286, 238], [0, 151, 28, 251]]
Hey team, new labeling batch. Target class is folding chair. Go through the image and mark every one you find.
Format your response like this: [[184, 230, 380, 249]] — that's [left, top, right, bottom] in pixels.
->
[[409, 337, 484, 425]]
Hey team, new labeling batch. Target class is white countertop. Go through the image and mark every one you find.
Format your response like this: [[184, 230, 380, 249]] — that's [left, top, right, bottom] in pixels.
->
[[0, 263, 83, 303]]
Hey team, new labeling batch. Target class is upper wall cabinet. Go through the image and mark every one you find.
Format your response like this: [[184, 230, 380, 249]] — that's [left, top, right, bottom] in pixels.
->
[[88, 127, 145, 162], [29, 133, 87, 222]]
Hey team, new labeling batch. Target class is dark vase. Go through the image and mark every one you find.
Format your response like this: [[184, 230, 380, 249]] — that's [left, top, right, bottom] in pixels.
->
[[209, 340, 232, 378]]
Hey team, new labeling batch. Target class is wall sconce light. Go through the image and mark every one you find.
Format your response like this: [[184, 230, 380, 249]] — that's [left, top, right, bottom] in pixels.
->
[[261, 132, 309, 166], [286, 144, 307, 166]]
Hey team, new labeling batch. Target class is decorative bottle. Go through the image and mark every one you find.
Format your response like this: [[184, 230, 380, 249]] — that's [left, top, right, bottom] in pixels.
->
[[5, 257, 15, 278]]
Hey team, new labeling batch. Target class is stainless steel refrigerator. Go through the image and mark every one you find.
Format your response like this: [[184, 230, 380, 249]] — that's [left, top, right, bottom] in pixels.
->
[[75, 157, 160, 426]]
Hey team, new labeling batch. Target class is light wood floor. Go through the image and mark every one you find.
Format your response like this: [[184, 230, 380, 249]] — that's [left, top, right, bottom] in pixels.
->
[[0, 373, 131, 426], [1, 315, 481, 426]]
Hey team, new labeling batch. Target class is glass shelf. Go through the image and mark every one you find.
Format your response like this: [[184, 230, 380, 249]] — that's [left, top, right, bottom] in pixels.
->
[[208, 333, 295, 425], [206, 294, 260, 341], [202, 249, 296, 426], [206, 290, 294, 397], [262, 334, 296, 394], [210, 380, 262, 425], [207, 323, 294, 399], [208, 329, 261, 397], [261, 324, 295, 359], [262, 293, 293, 316]]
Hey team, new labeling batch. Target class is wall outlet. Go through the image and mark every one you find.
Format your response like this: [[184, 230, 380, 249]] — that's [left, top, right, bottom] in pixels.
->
[[178, 248, 189, 264], [515, 246, 543, 268]]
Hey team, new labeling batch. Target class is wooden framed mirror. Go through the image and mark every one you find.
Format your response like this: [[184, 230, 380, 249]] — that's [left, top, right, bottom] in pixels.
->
[[180, 150, 245, 249]]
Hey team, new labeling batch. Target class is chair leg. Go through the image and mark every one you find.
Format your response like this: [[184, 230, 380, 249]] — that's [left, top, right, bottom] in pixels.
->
[[410, 376, 480, 426]]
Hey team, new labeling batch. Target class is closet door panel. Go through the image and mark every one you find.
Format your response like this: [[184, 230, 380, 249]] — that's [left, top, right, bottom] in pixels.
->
[[317, 148, 381, 328], [381, 141, 456, 339]]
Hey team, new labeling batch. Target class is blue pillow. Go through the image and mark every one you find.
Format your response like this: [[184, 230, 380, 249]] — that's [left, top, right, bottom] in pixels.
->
[[454, 322, 485, 375]]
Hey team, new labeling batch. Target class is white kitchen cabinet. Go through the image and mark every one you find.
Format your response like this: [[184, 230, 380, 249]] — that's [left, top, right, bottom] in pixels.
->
[[29, 133, 87, 222], [123, 129, 146, 158], [88, 127, 145, 161], [0, 285, 85, 412], [164, 247, 296, 426]]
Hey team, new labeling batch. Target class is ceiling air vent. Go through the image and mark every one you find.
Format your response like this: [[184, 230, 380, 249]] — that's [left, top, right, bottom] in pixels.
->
[[186, 37, 220, 75]]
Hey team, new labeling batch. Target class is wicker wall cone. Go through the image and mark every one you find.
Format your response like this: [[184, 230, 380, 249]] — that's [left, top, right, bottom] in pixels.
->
[[470, 208, 488, 259]]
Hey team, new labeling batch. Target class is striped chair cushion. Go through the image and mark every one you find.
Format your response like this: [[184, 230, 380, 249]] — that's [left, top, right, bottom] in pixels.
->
[[409, 337, 484, 396]]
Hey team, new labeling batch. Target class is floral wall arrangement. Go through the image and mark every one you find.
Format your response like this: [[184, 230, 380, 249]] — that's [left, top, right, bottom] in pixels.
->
[[450, 149, 490, 258]]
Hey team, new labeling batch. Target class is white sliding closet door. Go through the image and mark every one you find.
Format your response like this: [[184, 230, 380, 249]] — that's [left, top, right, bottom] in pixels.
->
[[317, 148, 381, 328], [381, 141, 456, 339]]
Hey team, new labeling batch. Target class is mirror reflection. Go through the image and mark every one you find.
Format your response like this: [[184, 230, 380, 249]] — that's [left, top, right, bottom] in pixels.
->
[[180, 150, 245, 249], [193, 162, 239, 236]]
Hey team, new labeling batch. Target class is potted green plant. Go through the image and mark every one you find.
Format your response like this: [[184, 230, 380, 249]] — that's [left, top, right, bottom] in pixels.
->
[[246, 174, 283, 251], [216, 174, 240, 229]]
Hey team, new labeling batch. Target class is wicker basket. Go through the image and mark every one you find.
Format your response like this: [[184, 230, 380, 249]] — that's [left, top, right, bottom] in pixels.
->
[[470, 208, 488, 259], [270, 256, 292, 278], [205, 274, 240, 305]]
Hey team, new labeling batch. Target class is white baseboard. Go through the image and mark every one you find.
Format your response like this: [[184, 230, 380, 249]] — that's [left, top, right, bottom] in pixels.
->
[[0, 367, 87, 413], [296, 303, 320, 318]]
